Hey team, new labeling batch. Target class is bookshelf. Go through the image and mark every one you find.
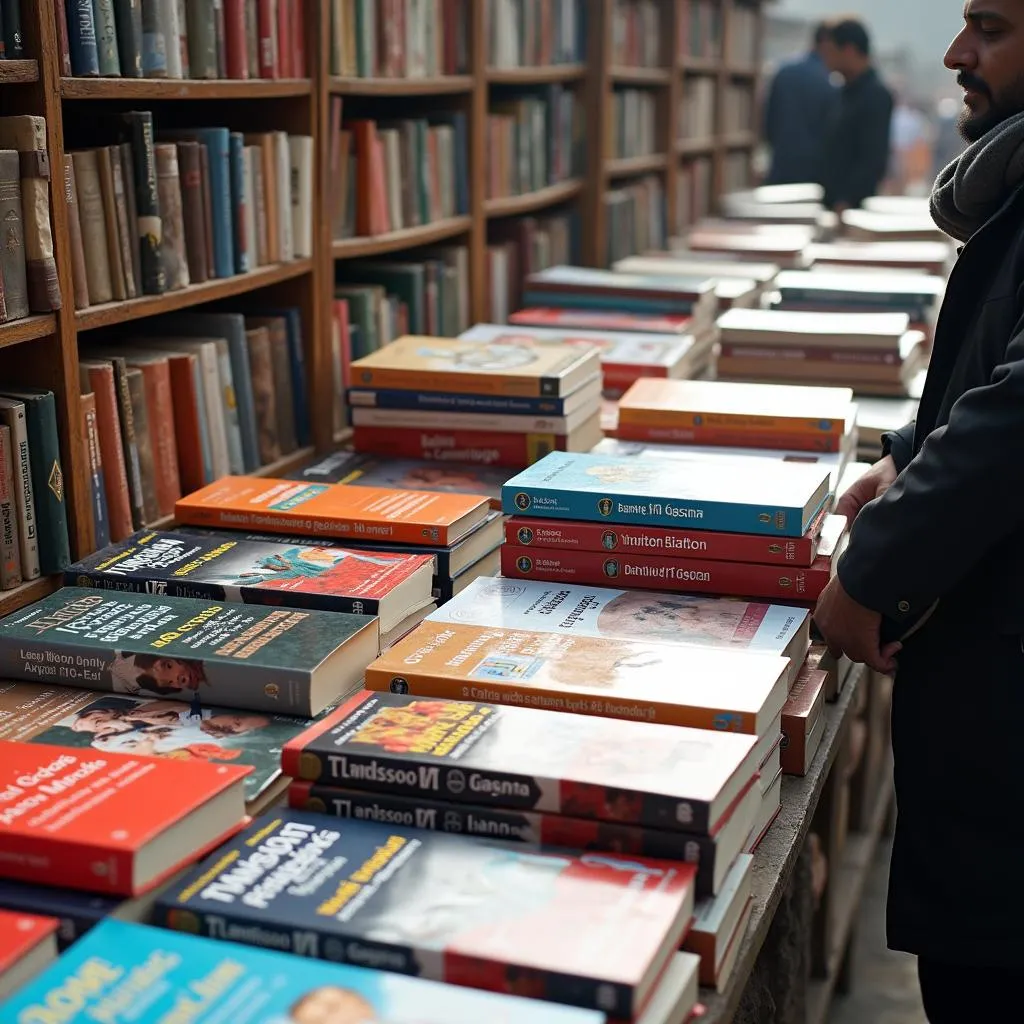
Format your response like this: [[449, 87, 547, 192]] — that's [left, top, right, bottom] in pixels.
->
[[0, 0, 763, 617]]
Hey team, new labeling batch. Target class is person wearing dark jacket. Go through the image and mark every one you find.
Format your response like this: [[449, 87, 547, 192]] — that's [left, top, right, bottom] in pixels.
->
[[814, 2, 1024, 1020], [819, 19, 893, 211], [762, 23, 838, 184]]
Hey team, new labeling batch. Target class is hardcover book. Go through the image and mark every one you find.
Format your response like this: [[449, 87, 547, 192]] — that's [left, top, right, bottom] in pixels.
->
[[155, 810, 697, 1018], [0, 909, 58, 1001], [284, 689, 761, 835], [502, 452, 831, 538], [348, 335, 602, 399], [365, 622, 790, 736], [175, 476, 491, 548], [0, 587, 378, 717], [2, 919, 605, 1023], [66, 529, 434, 634], [0, 741, 248, 896], [684, 853, 754, 990], [429, 577, 809, 671]]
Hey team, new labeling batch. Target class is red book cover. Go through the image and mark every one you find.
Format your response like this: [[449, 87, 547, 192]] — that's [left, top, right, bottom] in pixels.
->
[[160, 352, 205, 494], [294, 0, 307, 74], [277, 0, 293, 77], [613, 422, 846, 454], [781, 665, 826, 775], [353, 425, 574, 469], [0, 742, 250, 896], [223, 0, 250, 78], [0, 909, 58, 978], [511, 308, 694, 335], [257, 0, 277, 77], [504, 507, 834, 568], [55, 3, 73, 77], [501, 544, 836, 601]]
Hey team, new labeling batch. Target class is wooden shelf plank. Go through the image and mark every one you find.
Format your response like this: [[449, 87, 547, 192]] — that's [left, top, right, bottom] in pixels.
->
[[330, 75, 474, 96], [677, 137, 717, 156], [610, 66, 672, 86], [0, 60, 39, 84], [75, 260, 313, 332], [61, 77, 312, 100], [680, 56, 722, 75], [484, 179, 584, 218], [332, 217, 472, 260], [0, 576, 58, 619], [605, 153, 668, 178], [486, 63, 586, 85], [0, 315, 57, 351]]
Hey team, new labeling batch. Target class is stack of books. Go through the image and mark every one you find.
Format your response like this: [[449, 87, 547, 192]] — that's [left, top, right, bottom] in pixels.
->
[[805, 239, 956, 277], [345, 335, 604, 468], [670, 221, 817, 270], [614, 254, 779, 311], [840, 206, 952, 243]]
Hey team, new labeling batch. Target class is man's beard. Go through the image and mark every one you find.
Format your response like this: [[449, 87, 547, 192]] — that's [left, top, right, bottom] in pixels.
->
[[957, 71, 1024, 142]]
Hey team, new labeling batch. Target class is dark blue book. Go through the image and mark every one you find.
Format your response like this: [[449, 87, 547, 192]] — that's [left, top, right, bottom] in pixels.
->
[[66, 0, 100, 76], [347, 385, 594, 417], [228, 132, 250, 274], [0, 878, 124, 950], [112, 0, 144, 77]]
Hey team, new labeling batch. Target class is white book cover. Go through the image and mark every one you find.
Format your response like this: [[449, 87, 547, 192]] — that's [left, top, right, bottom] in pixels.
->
[[428, 577, 808, 657], [288, 135, 314, 258]]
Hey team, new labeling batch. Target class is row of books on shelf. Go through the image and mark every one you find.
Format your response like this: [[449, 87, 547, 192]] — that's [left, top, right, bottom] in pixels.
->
[[329, 0, 470, 79], [612, 89, 661, 161], [680, 0, 722, 60], [0, 0, 21, 59], [612, 0, 663, 68], [606, 175, 667, 265], [680, 77, 715, 140], [61, 0, 308, 80], [65, 114, 312, 311], [487, 0, 585, 69]]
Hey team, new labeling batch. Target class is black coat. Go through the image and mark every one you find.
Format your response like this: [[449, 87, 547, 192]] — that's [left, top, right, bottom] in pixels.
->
[[838, 184, 1024, 966]]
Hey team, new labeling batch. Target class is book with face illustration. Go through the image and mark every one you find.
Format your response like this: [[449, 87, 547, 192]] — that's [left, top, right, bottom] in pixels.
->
[[364, 621, 789, 738], [155, 811, 697, 1020]]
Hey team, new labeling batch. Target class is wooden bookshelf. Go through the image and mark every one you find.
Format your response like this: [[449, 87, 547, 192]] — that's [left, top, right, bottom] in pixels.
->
[[0, 0, 764, 617]]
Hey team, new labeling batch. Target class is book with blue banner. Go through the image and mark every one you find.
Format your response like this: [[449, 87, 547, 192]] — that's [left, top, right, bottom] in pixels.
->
[[502, 452, 831, 537], [1, 919, 606, 1023]]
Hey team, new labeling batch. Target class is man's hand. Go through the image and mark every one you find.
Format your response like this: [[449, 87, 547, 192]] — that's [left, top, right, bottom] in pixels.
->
[[813, 575, 901, 675], [836, 455, 898, 524]]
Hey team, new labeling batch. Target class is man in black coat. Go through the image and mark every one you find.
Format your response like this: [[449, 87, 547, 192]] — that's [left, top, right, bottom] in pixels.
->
[[818, 19, 894, 212], [815, 3, 1024, 1019]]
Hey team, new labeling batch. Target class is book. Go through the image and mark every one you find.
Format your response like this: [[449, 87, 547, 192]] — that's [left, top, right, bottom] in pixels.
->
[[523, 266, 716, 316], [781, 664, 827, 776], [2, 919, 606, 1023], [365, 621, 790, 736], [155, 810, 697, 1017], [0, 679, 323, 814], [510, 307, 695, 335], [0, 396, 39, 580], [175, 476, 492, 548], [0, 909, 58, 1002], [0, 741, 248, 896], [349, 335, 602, 399], [428, 577, 809, 672], [285, 689, 761, 835], [67, 529, 434, 634], [0, 424, 22, 590], [502, 452, 831, 538], [0, 587, 378, 717]]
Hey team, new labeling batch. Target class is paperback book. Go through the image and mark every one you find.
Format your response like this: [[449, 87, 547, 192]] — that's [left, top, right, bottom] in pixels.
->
[[0, 910, 58, 1001]]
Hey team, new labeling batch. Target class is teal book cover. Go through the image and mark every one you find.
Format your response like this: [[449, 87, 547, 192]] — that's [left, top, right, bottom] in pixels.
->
[[502, 452, 831, 538], [1, 919, 606, 1023], [0, 587, 378, 717]]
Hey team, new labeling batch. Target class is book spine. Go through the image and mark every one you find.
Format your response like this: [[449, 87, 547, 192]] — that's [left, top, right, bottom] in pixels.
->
[[201, 130, 235, 278], [185, 0, 218, 77], [214, 343, 245, 475], [288, 135, 313, 258], [223, 0, 248, 77], [352, 406, 573, 435], [84, 365, 133, 541], [163, 355, 205, 492], [613, 422, 845, 454], [290, 783, 719, 893], [92, 0, 122, 75], [126, 368, 159, 524], [241, 146, 258, 269], [283, 310, 310, 446], [106, 145, 136, 298], [503, 515, 818, 566], [154, 143, 190, 290], [66, 0, 101, 76], [273, 131, 292, 262], [228, 132, 250, 273], [347, 388, 572, 417], [618, 409, 847, 438], [501, 544, 833, 602], [0, 832, 132, 897], [140, 0, 168, 75], [351, 365, 555, 399], [213, 0, 227, 74], [244, 0, 260, 74], [160, 0, 183, 76], [0, 406, 39, 580], [122, 111, 166, 294], [522, 288, 699, 316], [245, 327, 281, 465], [256, 0, 275, 77], [265, 321, 298, 454], [0, 425, 22, 590], [0, 152, 29, 322], [111, 360, 147, 529], [56, 1, 74, 76], [141, 363, 181, 515], [81, 392, 112, 550], [352, 425, 566, 468], [175, 0, 189, 75], [112, 0, 144, 77], [174, 141, 208, 283], [720, 343, 902, 366], [780, 715, 809, 776], [0, 0, 20, 58], [72, 151, 114, 304], [219, 325, 260, 473], [63, 156, 92, 311]]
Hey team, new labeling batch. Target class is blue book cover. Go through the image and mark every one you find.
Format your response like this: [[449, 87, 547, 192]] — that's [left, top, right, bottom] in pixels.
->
[[347, 388, 578, 416], [0, 878, 120, 950], [229, 133, 252, 275], [502, 452, 831, 537], [66, 0, 100, 77], [2, 919, 605, 1023], [152, 810, 693, 1017]]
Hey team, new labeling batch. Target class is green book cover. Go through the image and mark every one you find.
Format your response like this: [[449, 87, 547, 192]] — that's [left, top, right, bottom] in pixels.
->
[[0, 587, 379, 717]]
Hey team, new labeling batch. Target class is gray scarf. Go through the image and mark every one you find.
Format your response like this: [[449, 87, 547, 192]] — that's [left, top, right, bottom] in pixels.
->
[[930, 109, 1024, 241]]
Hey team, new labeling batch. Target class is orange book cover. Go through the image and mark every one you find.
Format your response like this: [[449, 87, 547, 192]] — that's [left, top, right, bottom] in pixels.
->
[[616, 378, 856, 437], [364, 623, 789, 736], [174, 476, 490, 547]]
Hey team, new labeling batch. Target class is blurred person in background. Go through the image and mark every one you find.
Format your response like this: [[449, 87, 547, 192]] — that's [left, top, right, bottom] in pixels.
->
[[888, 95, 934, 195], [818, 18, 894, 211], [815, 2, 1024, 1019], [762, 21, 838, 185], [931, 95, 966, 174]]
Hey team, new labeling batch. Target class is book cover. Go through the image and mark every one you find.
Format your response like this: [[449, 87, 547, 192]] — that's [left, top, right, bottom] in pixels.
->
[[156, 810, 696, 1017], [286, 688, 760, 835], [349, 336, 601, 399], [365, 622, 789, 736], [0, 680, 319, 811], [524, 266, 715, 302], [0, 879, 124, 950], [2, 919, 606, 1023], [502, 452, 831, 538], [0, 587, 378, 717], [67, 529, 433, 627], [510, 307, 695, 335], [0, 909, 57, 997], [429, 577, 808, 659], [175, 476, 491, 548], [0, 741, 248, 896]]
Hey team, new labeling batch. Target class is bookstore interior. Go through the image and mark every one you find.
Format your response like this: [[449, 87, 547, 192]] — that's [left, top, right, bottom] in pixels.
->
[[0, 1, 941, 1022]]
